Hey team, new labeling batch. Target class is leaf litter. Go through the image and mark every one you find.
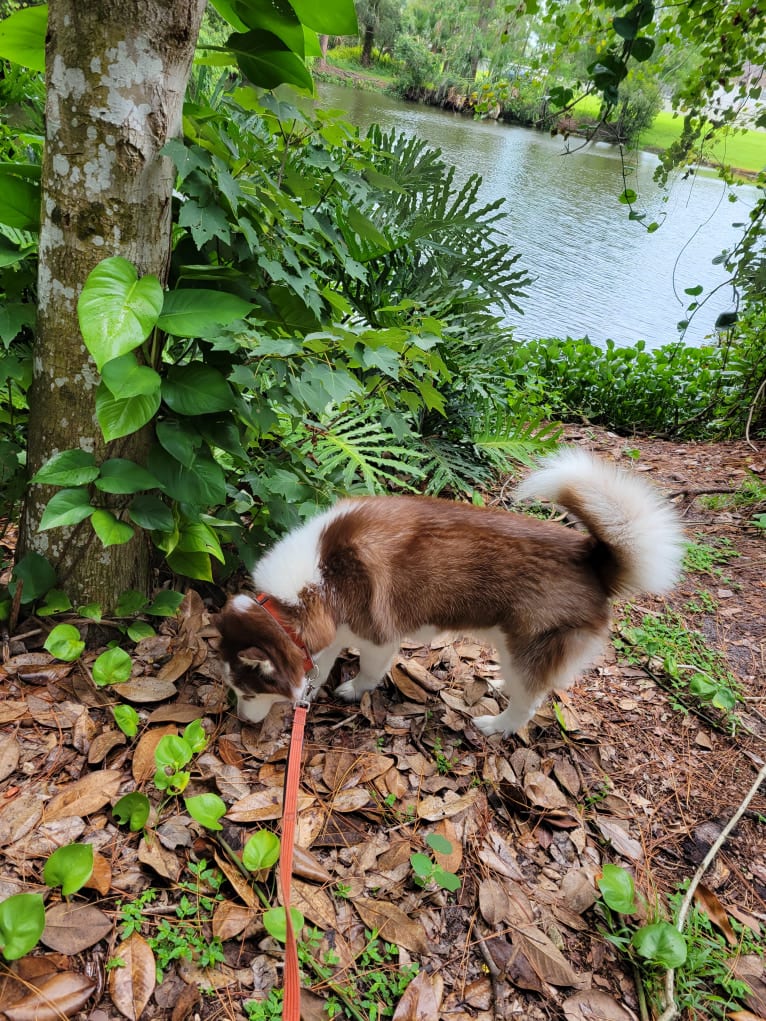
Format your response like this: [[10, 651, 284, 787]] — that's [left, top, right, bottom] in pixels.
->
[[0, 427, 764, 1020]]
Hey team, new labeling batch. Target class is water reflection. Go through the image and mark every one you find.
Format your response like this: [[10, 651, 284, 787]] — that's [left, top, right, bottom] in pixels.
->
[[318, 82, 758, 348]]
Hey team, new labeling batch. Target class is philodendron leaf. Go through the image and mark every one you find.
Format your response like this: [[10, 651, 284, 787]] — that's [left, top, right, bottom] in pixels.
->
[[95, 382, 161, 443], [242, 830, 280, 872], [91, 509, 135, 547], [632, 922, 688, 968], [30, 449, 99, 487], [0, 5, 47, 72], [77, 257, 163, 372], [38, 487, 93, 530], [162, 363, 235, 415], [43, 843, 94, 896], [95, 459, 161, 495], [0, 893, 46, 960], [262, 906, 304, 944], [112, 791, 151, 832], [158, 288, 253, 337], [9, 552, 56, 603], [598, 863, 638, 915], [101, 353, 162, 399], [44, 623, 85, 662], [92, 646, 133, 686], [184, 793, 227, 831]]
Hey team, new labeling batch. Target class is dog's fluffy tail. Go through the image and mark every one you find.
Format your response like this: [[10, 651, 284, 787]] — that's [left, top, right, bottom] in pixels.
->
[[516, 447, 685, 598]]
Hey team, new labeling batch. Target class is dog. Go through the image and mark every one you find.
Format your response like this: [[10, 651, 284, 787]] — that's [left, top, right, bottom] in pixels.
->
[[217, 448, 684, 735]]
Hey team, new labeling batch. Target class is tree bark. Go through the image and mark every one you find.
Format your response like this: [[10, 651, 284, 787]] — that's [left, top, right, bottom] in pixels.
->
[[18, 0, 206, 610], [360, 23, 375, 66]]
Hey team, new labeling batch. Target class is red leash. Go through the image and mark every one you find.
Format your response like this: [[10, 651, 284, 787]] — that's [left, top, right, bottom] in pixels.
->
[[280, 701, 309, 1021], [253, 590, 316, 1018]]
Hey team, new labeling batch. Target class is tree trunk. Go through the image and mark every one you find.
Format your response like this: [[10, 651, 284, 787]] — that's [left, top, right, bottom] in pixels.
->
[[18, 0, 206, 610], [360, 24, 375, 67], [318, 33, 330, 69]]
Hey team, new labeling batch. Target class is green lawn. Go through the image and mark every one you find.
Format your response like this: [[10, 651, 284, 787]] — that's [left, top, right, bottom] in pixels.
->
[[639, 110, 765, 175], [567, 95, 764, 175]]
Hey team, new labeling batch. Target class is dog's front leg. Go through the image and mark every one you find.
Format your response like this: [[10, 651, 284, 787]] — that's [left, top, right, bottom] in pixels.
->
[[334, 639, 399, 702]]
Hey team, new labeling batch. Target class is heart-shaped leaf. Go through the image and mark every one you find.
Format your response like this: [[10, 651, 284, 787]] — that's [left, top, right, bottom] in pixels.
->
[[77, 257, 163, 372]]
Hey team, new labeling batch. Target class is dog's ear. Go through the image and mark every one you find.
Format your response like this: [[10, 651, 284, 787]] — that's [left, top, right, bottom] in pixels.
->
[[238, 647, 276, 675]]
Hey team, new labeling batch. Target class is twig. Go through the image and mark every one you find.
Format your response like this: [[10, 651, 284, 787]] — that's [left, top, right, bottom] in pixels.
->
[[476, 925, 505, 1021], [657, 761, 766, 1021], [666, 486, 737, 499]]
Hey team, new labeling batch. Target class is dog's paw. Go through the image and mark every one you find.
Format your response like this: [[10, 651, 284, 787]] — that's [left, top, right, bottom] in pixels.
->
[[334, 679, 362, 703], [473, 713, 506, 737]]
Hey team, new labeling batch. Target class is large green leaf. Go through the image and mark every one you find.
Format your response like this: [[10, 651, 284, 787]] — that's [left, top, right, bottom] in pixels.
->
[[0, 176, 40, 231], [91, 510, 135, 547], [158, 289, 252, 338], [0, 5, 47, 72], [95, 459, 161, 495], [77, 257, 163, 372], [95, 382, 161, 442], [287, 0, 357, 35], [129, 494, 175, 532], [101, 353, 162, 399], [156, 420, 201, 468], [39, 488, 93, 530], [9, 553, 56, 603], [31, 450, 99, 488], [147, 447, 227, 507], [228, 31, 313, 91], [232, 0, 304, 55], [162, 364, 235, 415]]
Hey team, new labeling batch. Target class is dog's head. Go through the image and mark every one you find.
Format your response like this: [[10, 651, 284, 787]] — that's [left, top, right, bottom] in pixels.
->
[[216, 594, 308, 723]]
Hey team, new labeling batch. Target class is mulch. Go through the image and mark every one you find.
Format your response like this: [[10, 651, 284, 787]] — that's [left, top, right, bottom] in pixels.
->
[[0, 425, 764, 1021]]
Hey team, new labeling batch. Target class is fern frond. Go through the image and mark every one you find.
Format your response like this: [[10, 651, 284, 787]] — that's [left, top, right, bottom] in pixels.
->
[[299, 406, 426, 493]]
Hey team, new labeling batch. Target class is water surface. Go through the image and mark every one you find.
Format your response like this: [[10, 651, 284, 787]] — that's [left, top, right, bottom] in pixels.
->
[[318, 82, 760, 347]]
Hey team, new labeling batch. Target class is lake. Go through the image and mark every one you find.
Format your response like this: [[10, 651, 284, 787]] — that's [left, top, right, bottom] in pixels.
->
[[317, 81, 760, 348]]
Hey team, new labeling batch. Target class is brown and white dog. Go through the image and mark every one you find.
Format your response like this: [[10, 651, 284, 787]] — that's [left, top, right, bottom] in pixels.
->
[[217, 448, 684, 736]]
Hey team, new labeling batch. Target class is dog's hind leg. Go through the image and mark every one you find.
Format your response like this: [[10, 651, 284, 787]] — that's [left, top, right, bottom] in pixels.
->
[[473, 636, 544, 737]]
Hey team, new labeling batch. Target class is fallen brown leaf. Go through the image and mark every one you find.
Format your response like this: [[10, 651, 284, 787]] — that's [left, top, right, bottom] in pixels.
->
[[354, 898, 428, 954], [109, 933, 156, 1021], [43, 768, 123, 822], [3, 971, 96, 1021], [0, 734, 20, 781], [562, 989, 635, 1020], [132, 725, 178, 783], [41, 903, 112, 954], [694, 883, 737, 945], [391, 969, 444, 1020], [512, 924, 589, 989]]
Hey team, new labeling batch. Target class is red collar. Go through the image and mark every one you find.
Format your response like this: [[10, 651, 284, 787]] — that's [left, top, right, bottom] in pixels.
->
[[255, 593, 315, 677]]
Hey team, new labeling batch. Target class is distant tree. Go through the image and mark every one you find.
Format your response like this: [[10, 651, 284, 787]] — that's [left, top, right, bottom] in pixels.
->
[[355, 0, 403, 64]]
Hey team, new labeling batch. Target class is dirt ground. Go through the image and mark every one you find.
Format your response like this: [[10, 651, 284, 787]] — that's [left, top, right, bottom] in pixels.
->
[[0, 425, 764, 1021]]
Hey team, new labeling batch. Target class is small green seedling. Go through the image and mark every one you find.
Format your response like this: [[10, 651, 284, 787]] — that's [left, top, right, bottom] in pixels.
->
[[263, 906, 306, 944], [0, 893, 46, 960], [185, 792, 227, 831], [43, 843, 94, 897], [153, 720, 207, 795], [92, 645, 133, 686], [242, 830, 281, 872], [113, 703, 140, 738], [113, 792, 152, 832], [410, 834, 461, 892], [44, 623, 85, 661], [598, 863, 687, 969]]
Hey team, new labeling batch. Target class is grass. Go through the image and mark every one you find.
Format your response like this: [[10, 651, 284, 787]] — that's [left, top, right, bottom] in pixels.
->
[[567, 94, 764, 175]]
